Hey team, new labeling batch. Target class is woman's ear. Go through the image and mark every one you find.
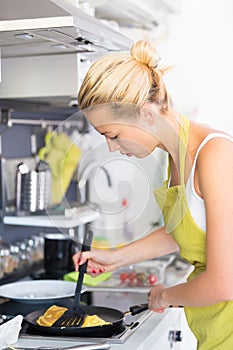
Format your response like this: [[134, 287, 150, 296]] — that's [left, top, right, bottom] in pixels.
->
[[140, 105, 155, 126]]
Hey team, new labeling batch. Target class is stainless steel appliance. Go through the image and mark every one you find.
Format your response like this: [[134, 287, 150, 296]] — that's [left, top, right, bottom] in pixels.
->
[[16, 160, 52, 214]]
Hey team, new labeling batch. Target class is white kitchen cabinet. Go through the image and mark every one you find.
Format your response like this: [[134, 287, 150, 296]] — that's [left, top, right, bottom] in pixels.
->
[[156, 310, 196, 350], [130, 308, 185, 350], [133, 308, 196, 350], [151, 308, 196, 350], [141, 309, 182, 350], [179, 309, 197, 350]]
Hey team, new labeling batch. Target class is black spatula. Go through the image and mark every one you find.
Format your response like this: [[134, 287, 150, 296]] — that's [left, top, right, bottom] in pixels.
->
[[53, 230, 93, 327]]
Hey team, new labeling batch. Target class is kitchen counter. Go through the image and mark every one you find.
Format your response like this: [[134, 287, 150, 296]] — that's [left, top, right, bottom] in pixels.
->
[[10, 259, 194, 349]]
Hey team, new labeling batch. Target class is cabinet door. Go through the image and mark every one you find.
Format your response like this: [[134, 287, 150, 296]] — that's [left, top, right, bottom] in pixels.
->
[[151, 309, 182, 350], [152, 330, 181, 349], [152, 309, 196, 350], [179, 310, 197, 350]]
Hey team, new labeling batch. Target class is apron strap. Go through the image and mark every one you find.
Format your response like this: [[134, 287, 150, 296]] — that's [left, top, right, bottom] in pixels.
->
[[179, 115, 190, 184], [166, 115, 190, 184]]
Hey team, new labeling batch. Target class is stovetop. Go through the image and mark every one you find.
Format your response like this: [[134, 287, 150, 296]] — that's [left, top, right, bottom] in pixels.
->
[[0, 298, 152, 344]]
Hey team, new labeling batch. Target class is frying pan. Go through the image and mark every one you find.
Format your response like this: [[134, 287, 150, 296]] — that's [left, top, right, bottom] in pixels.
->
[[24, 303, 149, 338]]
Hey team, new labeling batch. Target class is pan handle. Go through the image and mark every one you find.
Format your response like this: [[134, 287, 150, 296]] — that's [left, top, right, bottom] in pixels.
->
[[128, 303, 183, 316], [129, 303, 148, 315]]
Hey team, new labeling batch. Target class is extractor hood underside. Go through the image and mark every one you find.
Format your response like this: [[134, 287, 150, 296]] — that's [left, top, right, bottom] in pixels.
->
[[0, 16, 132, 58], [0, 0, 134, 58], [0, 0, 174, 59]]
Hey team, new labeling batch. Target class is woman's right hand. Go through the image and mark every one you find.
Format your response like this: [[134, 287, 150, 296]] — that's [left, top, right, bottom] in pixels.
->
[[72, 249, 119, 276]]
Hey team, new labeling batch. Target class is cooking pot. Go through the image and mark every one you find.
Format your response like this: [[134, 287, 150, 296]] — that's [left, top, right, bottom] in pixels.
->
[[24, 303, 149, 338], [44, 234, 77, 278]]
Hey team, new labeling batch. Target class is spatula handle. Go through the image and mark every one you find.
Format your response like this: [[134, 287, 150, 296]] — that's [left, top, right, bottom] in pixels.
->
[[72, 230, 93, 308], [79, 230, 93, 274]]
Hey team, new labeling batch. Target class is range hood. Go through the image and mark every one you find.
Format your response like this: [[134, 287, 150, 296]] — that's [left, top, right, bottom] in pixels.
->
[[0, 0, 133, 58], [0, 0, 174, 109], [0, 0, 133, 107]]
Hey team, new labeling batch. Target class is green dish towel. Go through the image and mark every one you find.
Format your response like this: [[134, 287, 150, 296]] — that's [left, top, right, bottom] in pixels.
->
[[63, 271, 111, 287]]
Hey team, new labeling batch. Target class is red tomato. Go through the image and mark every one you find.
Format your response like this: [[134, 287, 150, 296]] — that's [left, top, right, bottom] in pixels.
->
[[120, 272, 128, 282], [128, 271, 136, 283], [148, 274, 157, 285]]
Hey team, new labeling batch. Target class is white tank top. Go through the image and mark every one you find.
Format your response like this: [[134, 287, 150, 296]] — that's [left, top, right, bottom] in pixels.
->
[[185, 133, 233, 232]]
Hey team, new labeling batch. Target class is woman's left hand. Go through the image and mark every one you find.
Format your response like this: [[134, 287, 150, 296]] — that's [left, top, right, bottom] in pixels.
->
[[148, 283, 170, 313]]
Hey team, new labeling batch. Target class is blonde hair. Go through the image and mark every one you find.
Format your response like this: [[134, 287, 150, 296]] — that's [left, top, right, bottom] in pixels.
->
[[78, 40, 170, 112]]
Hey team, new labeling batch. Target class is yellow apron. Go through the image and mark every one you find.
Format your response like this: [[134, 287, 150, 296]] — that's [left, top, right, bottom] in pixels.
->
[[154, 115, 233, 350]]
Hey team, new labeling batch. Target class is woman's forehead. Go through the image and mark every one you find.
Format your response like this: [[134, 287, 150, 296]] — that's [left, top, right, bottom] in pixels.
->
[[86, 109, 130, 128], [86, 103, 140, 119], [90, 119, 130, 133]]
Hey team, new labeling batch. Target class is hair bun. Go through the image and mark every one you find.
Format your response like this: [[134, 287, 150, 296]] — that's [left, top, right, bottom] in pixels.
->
[[130, 40, 160, 69]]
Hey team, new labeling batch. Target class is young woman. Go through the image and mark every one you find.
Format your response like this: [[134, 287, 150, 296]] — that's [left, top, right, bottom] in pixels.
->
[[73, 40, 233, 349]]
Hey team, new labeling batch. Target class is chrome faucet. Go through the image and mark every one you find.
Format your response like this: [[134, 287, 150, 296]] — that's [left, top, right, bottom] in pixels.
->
[[77, 161, 112, 206]]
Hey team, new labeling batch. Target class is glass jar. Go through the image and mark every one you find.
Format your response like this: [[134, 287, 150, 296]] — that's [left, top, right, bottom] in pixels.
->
[[0, 247, 15, 275], [9, 244, 21, 271], [15, 240, 33, 269], [32, 234, 44, 263], [25, 236, 43, 264]]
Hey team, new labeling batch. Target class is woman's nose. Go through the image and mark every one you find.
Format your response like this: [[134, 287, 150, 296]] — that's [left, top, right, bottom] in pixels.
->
[[106, 138, 120, 152]]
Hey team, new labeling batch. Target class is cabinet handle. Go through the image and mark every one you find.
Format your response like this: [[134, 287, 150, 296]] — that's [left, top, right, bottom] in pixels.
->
[[168, 330, 182, 348]]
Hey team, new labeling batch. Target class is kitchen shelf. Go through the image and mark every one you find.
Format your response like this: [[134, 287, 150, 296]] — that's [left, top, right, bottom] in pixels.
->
[[2, 205, 99, 228]]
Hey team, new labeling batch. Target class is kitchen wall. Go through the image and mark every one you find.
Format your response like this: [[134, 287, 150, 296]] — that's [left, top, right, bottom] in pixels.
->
[[0, 110, 78, 243], [159, 0, 233, 133], [123, 0, 233, 133]]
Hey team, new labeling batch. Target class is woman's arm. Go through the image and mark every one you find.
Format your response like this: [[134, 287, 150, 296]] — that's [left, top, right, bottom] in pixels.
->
[[73, 225, 179, 274], [149, 137, 233, 310]]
